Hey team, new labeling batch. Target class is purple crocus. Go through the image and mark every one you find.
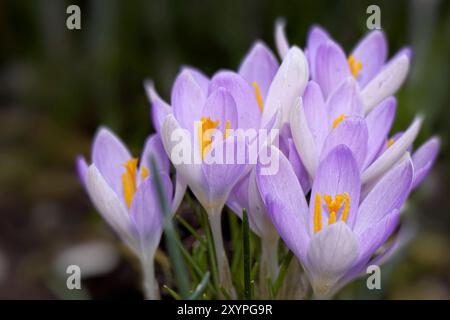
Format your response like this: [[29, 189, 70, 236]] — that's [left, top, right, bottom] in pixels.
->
[[77, 127, 177, 299], [257, 144, 414, 298], [276, 21, 411, 114]]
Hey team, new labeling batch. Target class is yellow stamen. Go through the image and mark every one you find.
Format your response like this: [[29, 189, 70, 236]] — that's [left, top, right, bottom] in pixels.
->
[[314, 192, 323, 233], [122, 158, 150, 208], [323, 194, 346, 225], [197, 117, 230, 159], [332, 114, 347, 129], [348, 55, 363, 78], [122, 159, 138, 208], [252, 81, 264, 113], [328, 211, 337, 224], [341, 192, 350, 222], [387, 138, 395, 148]]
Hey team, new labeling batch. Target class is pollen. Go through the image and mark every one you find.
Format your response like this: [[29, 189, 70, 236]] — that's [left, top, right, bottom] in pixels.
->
[[122, 158, 149, 208], [314, 192, 323, 233], [314, 192, 351, 232], [197, 117, 230, 159], [252, 81, 264, 113], [348, 55, 363, 78], [332, 114, 347, 129]]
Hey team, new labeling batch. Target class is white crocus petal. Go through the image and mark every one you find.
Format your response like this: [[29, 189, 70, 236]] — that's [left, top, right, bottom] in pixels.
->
[[160, 114, 202, 191], [290, 98, 318, 179], [362, 116, 422, 185], [361, 54, 410, 114], [306, 222, 359, 298], [86, 164, 137, 252], [275, 18, 290, 59], [262, 46, 309, 128]]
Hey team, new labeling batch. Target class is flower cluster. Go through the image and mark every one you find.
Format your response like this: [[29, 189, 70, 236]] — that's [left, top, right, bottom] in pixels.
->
[[77, 21, 439, 299]]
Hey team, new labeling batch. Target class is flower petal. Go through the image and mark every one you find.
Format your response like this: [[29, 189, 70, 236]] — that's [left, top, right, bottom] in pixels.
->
[[257, 145, 310, 261], [310, 145, 361, 233], [362, 116, 421, 185], [86, 164, 136, 251], [303, 81, 328, 150], [288, 138, 311, 193], [76, 155, 88, 189], [144, 80, 171, 133], [130, 174, 172, 254], [363, 97, 396, 169], [238, 41, 279, 99], [361, 54, 410, 114], [92, 127, 132, 199], [326, 77, 364, 122], [354, 157, 413, 234], [171, 69, 206, 133], [290, 98, 319, 178], [306, 221, 358, 298], [181, 66, 210, 94], [202, 87, 238, 132], [412, 137, 440, 189], [315, 40, 351, 99], [262, 46, 309, 128], [209, 71, 260, 130], [351, 30, 387, 87], [306, 25, 331, 80], [320, 116, 368, 171], [140, 134, 170, 176], [274, 18, 290, 59]]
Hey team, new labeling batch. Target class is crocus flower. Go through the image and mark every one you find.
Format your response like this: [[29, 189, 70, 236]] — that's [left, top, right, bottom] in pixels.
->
[[289, 82, 423, 189], [257, 144, 414, 298], [275, 21, 411, 114], [77, 127, 176, 299]]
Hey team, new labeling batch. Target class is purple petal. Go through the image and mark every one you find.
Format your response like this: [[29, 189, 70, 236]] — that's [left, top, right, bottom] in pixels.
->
[[320, 117, 369, 171], [354, 209, 400, 270], [363, 97, 396, 169], [354, 157, 413, 234], [303, 81, 328, 150], [227, 172, 250, 219], [306, 25, 331, 80], [209, 71, 261, 130], [92, 127, 132, 199], [200, 138, 248, 208], [309, 145, 361, 234], [257, 145, 310, 261], [202, 87, 238, 132], [326, 77, 364, 122], [130, 174, 172, 253], [288, 139, 311, 193], [351, 30, 387, 87], [412, 137, 440, 189], [171, 69, 206, 133], [140, 134, 170, 176], [238, 41, 279, 99], [315, 40, 351, 99], [76, 155, 88, 189], [180, 66, 210, 94], [144, 80, 171, 133]]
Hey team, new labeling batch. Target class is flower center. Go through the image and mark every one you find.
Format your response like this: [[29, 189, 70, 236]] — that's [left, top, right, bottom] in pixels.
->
[[122, 158, 149, 208], [252, 81, 264, 112], [313, 192, 350, 233], [332, 114, 347, 129], [197, 117, 230, 159], [348, 55, 363, 78]]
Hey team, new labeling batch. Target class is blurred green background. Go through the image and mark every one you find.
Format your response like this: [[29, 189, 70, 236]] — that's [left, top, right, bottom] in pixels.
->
[[0, 0, 449, 299]]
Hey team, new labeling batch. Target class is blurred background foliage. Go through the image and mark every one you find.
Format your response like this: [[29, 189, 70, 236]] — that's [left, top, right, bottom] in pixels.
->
[[0, 0, 449, 299]]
